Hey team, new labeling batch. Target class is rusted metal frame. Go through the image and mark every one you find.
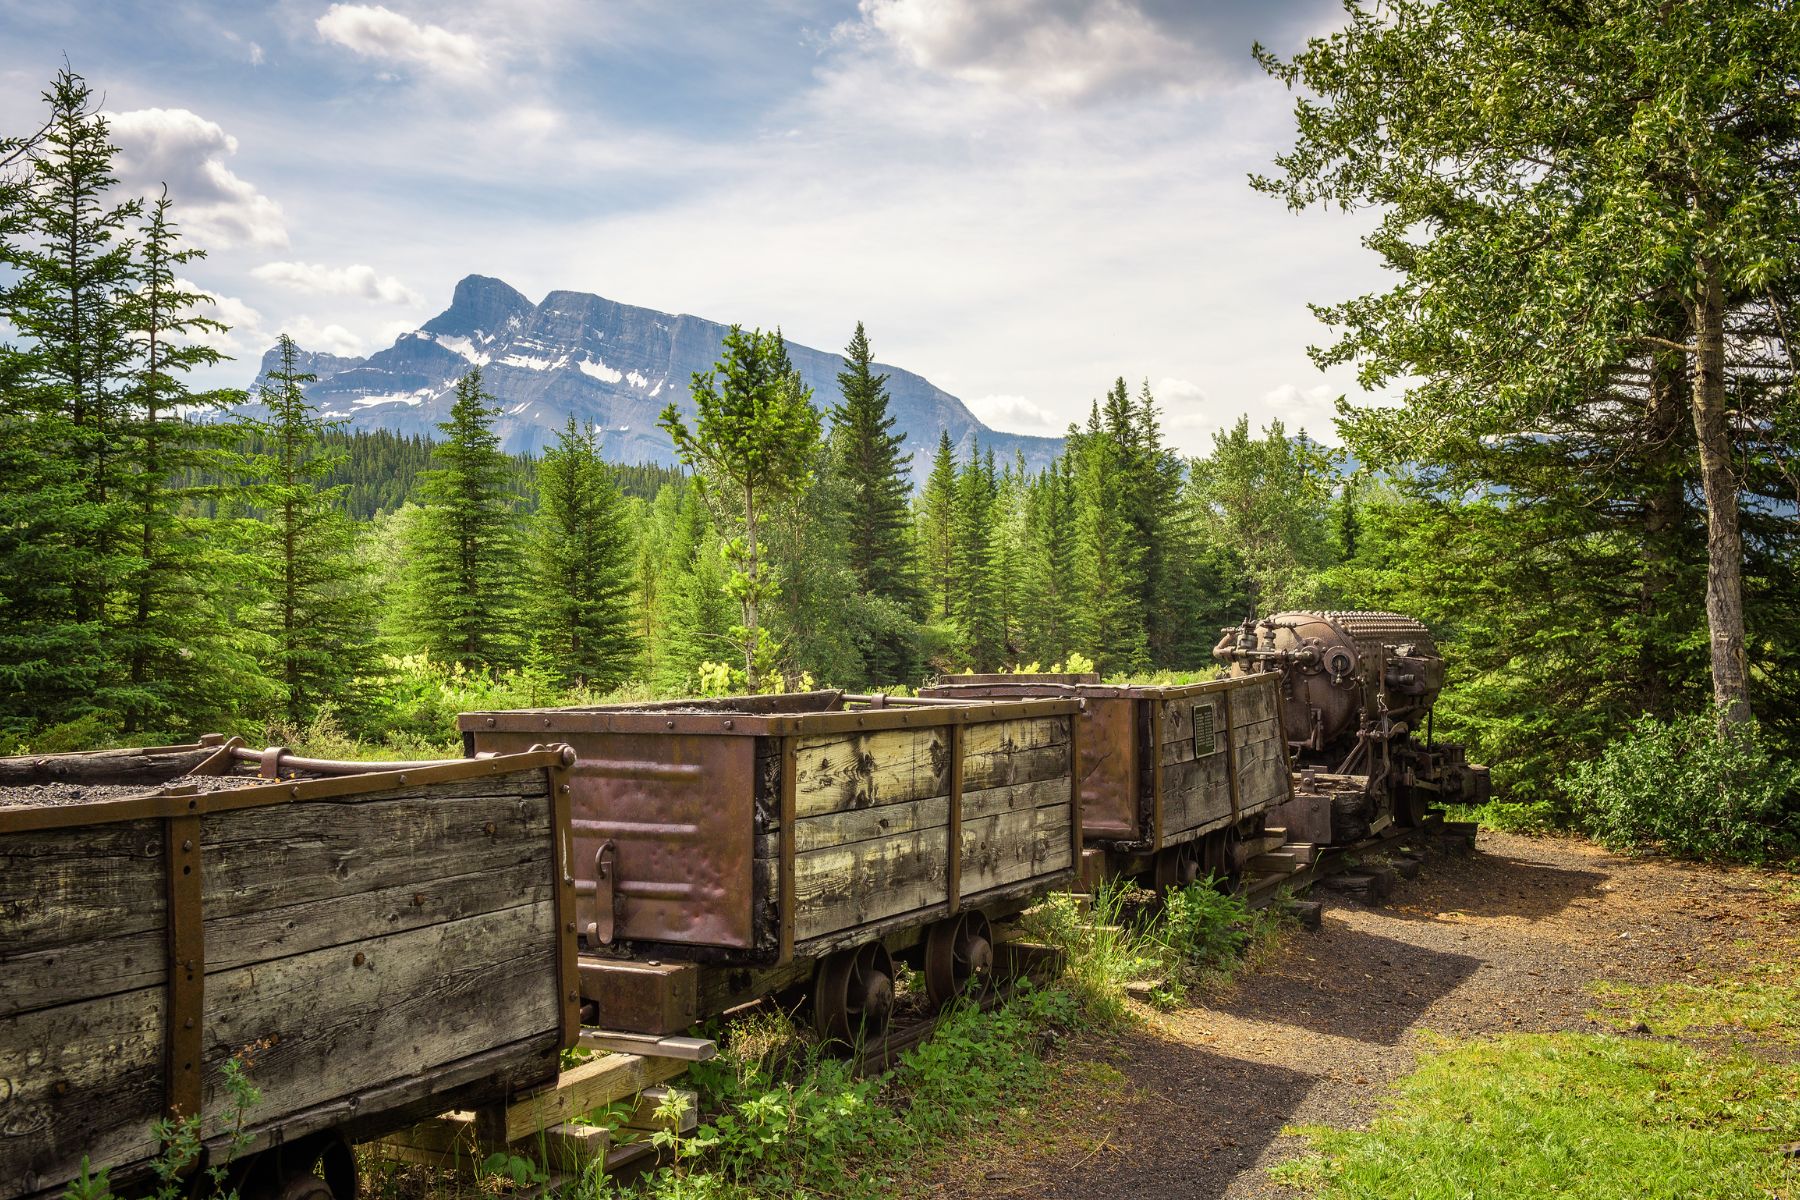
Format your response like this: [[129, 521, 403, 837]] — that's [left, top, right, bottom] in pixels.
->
[[947, 722, 964, 916], [191, 735, 245, 776], [463, 698, 1081, 739], [547, 751, 581, 1047], [1272, 679, 1297, 802], [1149, 699, 1166, 850], [1067, 709, 1083, 868], [228, 745, 469, 775], [1222, 686, 1242, 826], [163, 796, 204, 1125], [777, 734, 798, 966], [1, 748, 567, 833]]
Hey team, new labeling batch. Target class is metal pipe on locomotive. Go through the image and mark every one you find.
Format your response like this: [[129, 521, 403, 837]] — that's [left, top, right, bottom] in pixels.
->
[[1214, 610, 1489, 844]]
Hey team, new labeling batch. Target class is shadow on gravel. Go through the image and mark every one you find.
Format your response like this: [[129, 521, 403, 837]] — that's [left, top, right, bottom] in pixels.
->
[[1214, 926, 1483, 1047], [1399, 851, 1610, 921], [1020, 1030, 1316, 1200]]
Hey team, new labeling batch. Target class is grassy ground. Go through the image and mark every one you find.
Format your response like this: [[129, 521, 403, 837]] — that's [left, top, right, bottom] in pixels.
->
[[1270, 860, 1800, 1200]]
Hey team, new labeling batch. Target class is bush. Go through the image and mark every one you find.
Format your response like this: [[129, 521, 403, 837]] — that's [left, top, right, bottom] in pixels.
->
[[1565, 710, 1800, 863]]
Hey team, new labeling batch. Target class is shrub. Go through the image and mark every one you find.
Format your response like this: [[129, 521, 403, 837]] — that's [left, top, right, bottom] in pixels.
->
[[1565, 710, 1800, 863]]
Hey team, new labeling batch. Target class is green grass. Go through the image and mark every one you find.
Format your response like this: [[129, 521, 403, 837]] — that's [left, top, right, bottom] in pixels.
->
[[1272, 1033, 1800, 1200], [1590, 967, 1800, 1044]]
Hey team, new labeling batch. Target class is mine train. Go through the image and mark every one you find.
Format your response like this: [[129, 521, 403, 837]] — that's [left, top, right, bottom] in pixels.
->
[[1, 610, 1482, 1200]]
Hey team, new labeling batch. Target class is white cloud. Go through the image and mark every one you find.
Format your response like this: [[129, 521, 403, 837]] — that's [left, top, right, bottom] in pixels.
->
[[279, 317, 367, 358], [316, 4, 484, 76], [251, 260, 424, 306], [110, 109, 287, 248], [249, 42, 266, 66], [173, 278, 265, 357], [966, 393, 1064, 434], [1260, 382, 1341, 438]]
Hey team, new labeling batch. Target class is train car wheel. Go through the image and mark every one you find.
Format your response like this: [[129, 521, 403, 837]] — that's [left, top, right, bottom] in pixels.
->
[[814, 942, 896, 1044], [924, 909, 995, 1008]]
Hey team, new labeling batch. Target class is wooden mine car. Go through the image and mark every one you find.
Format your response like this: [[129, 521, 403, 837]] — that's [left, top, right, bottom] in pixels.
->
[[0, 739, 580, 1200], [919, 672, 1294, 888], [459, 690, 1083, 1042]]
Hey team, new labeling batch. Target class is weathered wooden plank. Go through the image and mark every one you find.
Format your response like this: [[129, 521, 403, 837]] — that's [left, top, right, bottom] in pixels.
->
[[1160, 752, 1234, 836], [792, 727, 951, 818], [1, 820, 165, 956], [1160, 715, 1278, 767], [961, 742, 1071, 792], [200, 791, 550, 921], [961, 806, 1073, 895], [962, 717, 1068, 758], [793, 826, 951, 941], [0, 987, 165, 1198], [960, 776, 1072, 824], [2, 927, 166, 1018], [1229, 683, 1277, 726], [577, 1031, 716, 1061], [792, 795, 949, 855], [501, 1052, 687, 1143], [199, 900, 560, 1136], [206, 858, 554, 972], [0, 746, 214, 787]]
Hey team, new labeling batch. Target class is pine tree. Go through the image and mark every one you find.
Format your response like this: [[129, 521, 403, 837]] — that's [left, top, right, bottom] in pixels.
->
[[918, 430, 958, 619], [0, 70, 138, 728], [1069, 402, 1148, 674], [1017, 458, 1079, 665], [532, 417, 638, 690], [250, 335, 378, 724], [829, 322, 918, 680], [397, 367, 525, 671], [951, 444, 1004, 669]]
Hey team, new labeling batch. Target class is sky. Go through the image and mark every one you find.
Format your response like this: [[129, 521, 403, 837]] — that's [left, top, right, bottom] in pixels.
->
[[0, 0, 1393, 453]]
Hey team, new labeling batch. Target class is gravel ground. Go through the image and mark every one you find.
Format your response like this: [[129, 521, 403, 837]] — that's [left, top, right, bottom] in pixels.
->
[[928, 830, 1795, 1200]]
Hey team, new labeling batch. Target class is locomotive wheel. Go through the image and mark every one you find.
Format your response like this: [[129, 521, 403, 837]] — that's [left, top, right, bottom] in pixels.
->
[[1220, 826, 1245, 885], [923, 909, 996, 1008], [814, 942, 896, 1044]]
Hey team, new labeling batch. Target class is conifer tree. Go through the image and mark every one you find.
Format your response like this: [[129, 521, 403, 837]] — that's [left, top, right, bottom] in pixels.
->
[[0, 70, 138, 726], [1069, 402, 1148, 674], [532, 417, 639, 690], [1016, 458, 1079, 665], [951, 445, 1005, 669], [918, 430, 959, 619], [397, 367, 525, 672], [251, 335, 378, 724], [113, 191, 263, 728], [830, 322, 915, 601]]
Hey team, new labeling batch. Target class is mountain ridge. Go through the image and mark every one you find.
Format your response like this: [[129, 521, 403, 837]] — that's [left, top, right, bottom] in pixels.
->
[[247, 275, 1063, 484]]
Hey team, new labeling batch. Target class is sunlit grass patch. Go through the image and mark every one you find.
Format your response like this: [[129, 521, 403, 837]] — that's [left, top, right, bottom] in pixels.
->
[[1589, 971, 1800, 1044], [1271, 1033, 1800, 1200]]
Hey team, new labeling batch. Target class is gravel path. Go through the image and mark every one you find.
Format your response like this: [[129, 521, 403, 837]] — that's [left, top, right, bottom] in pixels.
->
[[928, 830, 1795, 1200]]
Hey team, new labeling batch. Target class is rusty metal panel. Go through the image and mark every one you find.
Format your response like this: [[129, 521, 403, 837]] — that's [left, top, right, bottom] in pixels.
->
[[1074, 694, 1140, 842], [473, 728, 757, 951]]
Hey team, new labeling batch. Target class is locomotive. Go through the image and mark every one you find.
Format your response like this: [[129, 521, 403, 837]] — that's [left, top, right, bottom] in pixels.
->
[[1213, 610, 1490, 844]]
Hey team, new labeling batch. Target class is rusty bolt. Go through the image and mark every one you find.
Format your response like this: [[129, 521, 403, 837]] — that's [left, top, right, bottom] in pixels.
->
[[568, 991, 578, 1002], [181, 839, 193, 851], [290, 786, 300, 797], [484, 821, 497, 836], [185, 1018, 194, 1029], [544, 718, 552, 727], [666, 719, 675, 729], [353, 952, 366, 967], [413, 893, 425, 906], [560, 783, 571, 794], [566, 921, 576, 932], [723, 719, 734, 729], [397, 774, 407, 785], [486, 717, 495, 727]]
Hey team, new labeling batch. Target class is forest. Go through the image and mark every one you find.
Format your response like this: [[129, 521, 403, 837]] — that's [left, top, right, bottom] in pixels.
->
[[2, 45, 1796, 862]]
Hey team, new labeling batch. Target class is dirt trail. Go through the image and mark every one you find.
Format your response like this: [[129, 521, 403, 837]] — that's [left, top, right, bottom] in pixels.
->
[[928, 831, 1794, 1200]]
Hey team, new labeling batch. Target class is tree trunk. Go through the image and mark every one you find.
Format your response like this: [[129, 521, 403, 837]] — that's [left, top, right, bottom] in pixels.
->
[[743, 485, 757, 685], [1688, 262, 1751, 729], [1637, 348, 1685, 719]]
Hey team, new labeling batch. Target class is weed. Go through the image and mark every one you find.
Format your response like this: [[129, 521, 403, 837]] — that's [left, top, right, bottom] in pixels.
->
[[1272, 1033, 1800, 1199]]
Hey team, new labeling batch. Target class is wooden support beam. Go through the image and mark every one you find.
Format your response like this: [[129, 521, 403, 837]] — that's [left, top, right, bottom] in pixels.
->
[[501, 1053, 688, 1143], [577, 1031, 717, 1061]]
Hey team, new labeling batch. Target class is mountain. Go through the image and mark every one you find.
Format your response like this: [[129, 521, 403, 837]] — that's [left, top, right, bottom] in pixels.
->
[[246, 275, 1063, 484]]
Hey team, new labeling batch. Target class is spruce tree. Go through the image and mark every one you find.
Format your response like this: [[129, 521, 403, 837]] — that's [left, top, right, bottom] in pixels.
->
[[250, 335, 378, 724], [532, 417, 638, 690], [1069, 402, 1148, 674], [0, 70, 138, 727], [951, 444, 1004, 669], [397, 367, 525, 672], [918, 430, 959, 620]]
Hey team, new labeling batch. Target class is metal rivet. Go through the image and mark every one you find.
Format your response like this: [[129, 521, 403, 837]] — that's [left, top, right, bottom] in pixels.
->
[[566, 921, 576, 932], [723, 719, 734, 730], [486, 717, 495, 727], [568, 991, 578, 1002], [185, 1018, 194, 1029], [290, 786, 300, 797], [666, 720, 675, 729], [397, 774, 407, 784], [181, 839, 193, 851], [484, 821, 497, 836], [544, 718, 552, 727], [560, 784, 571, 794]]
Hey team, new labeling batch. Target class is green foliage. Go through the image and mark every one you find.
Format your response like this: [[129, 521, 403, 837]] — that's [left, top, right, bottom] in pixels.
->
[[1271, 1034, 1800, 1200], [395, 368, 526, 671], [247, 334, 376, 725], [661, 326, 823, 684], [1565, 710, 1800, 863], [531, 418, 639, 690], [1188, 416, 1334, 613]]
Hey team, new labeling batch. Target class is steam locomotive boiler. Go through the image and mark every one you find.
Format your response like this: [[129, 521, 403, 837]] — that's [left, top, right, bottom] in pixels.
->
[[1213, 610, 1490, 844]]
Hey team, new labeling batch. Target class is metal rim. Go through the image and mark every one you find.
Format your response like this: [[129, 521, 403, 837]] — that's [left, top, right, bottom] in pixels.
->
[[1153, 840, 1203, 893], [924, 909, 995, 1008], [814, 941, 896, 1044]]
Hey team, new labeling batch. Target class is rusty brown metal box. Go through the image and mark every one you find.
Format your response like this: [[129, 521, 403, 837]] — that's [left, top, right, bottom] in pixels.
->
[[459, 690, 1084, 972]]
